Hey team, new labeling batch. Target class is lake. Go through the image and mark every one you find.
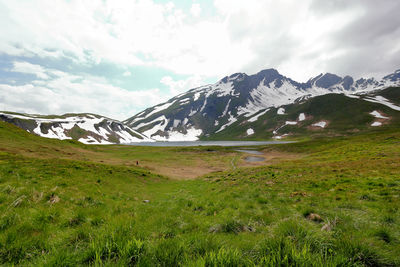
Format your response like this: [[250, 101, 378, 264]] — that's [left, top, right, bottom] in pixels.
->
[[244, 156, 265, 162], [128, 140, 293, 147]]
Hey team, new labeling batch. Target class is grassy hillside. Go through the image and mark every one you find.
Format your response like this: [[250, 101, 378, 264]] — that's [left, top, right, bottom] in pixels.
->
[[206, 91, 400, 141], [0, 121, 399, 265], [0, 121, 242, 180]]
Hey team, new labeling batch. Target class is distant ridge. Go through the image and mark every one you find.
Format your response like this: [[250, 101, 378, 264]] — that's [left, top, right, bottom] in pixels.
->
[[0, 112, 153, 144]]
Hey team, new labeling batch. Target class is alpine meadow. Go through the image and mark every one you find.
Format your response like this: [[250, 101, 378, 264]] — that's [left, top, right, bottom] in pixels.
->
[[1, 0, 400, 266]]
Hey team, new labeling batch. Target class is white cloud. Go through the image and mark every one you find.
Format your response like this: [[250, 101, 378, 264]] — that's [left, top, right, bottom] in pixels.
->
[[0, 0, 252, 78], [11, 61, 50, 80], [160, 75, 206, 95], [122, 71, 131, 77], [0, 0, 399, 116], [1, 0, 396, 82], [190, 3, 201, 17], [3, 62, 166, 120]]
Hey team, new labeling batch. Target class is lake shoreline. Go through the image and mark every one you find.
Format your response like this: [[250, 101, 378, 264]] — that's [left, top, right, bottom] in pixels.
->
[[126, 140, 295, 147]]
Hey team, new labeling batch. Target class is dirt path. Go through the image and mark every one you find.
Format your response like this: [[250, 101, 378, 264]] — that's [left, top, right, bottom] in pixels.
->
[[142, 150, 302, 180]]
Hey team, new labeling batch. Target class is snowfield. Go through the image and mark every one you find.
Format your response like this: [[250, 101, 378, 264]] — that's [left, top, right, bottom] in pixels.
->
[[371, 121, 382, 127], [248, 109, 269, 122], [151, 128, 203, 141], [298, 113, 306, 121], [364, 96, 400, 111], [312, 121, 327, 128], [246, 128, 254, 136], [277, 108, 285, 115], [370, 111, 389, 119]]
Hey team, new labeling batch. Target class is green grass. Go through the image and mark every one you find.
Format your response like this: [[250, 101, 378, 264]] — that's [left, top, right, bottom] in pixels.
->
[[0, 121, 399, 265]]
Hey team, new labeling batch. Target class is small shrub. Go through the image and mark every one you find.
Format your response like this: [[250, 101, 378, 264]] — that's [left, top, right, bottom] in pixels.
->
[[67, 213, 86, 227], [222, 220, 244, 234], [210, 219, 247, 234], [374, 229, 392, 243]]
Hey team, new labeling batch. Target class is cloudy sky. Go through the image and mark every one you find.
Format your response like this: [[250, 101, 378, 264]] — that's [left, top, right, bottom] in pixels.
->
[[1, 0, 399, 120]]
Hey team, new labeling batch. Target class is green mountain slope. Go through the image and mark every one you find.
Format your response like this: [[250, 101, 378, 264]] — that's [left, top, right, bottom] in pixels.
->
[[206, 87, 400, 140]]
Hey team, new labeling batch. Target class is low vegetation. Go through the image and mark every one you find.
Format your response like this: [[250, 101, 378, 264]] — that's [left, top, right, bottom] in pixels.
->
[[0, 121, 399, 266]]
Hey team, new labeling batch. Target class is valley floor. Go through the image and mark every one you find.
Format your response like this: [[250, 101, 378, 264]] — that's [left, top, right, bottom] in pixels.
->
[[0, 121, 399, 266]]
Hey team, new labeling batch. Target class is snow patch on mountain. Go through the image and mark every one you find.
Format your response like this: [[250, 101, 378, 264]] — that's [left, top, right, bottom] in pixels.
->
[[193, 92, 201, 101], [363, 96, 400, 111], [173, 119, 181, 128], [246, 128, 254, 136], [216, 112, 237, 133], [371, 121, 382, 127], [200, 98, 208, 112], [370, 111, 388, 119], [312, 121, 327, 128], [345, 94, 360, 99], [179, 98, 190, 105], [273, 134, 289, 139], [33, 123, 71, 140], [145, 101, 176, 119], [79, 136, 112, 144], [277, 108, 285, 115], [151, 128, 203, 141], [220, 99, 231, 118], [134, 115, 167, 130], [248, 109, 269, 122], [142, 116, 169, 137], [238, 80, 299, 117]]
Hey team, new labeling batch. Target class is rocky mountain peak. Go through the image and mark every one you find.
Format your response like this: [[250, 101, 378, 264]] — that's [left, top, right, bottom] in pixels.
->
[[341, 76, 354, 90], [256, 68, 282, 81], [383, 69, 400, 82], [314, 73, 342, 88]]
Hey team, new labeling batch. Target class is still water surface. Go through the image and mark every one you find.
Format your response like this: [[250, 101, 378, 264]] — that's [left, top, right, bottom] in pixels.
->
[[244, 156, 265, 162], [128, 141, 292, 147]]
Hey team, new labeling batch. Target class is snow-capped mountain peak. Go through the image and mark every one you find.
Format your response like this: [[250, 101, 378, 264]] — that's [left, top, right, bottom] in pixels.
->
[[125, 68, 400, 141]]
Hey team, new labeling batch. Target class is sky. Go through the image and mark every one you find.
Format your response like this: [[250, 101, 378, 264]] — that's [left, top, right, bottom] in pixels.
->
[[0, 0, 399, 120]]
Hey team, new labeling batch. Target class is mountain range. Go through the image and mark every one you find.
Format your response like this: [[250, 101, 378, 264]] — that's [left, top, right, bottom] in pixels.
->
[[2, 68, 400, 143], [124, 68, 400, 141]]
